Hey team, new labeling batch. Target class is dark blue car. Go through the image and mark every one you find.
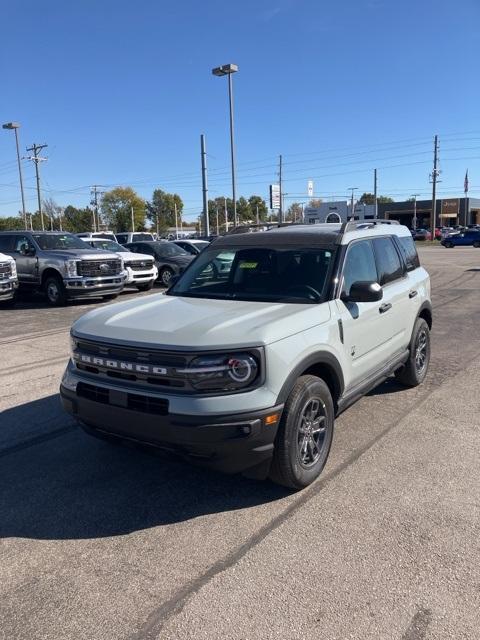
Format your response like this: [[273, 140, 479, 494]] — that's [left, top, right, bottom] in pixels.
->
[[441, 230, 480, 248]]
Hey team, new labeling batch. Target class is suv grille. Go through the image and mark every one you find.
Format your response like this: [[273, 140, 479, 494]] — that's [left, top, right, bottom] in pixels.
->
[[77, 382, 169, 416], [125, 259, 154, 271], [77, 259, 122, 277], [0, 262, 12, 280], [73, 339, 188, 390]]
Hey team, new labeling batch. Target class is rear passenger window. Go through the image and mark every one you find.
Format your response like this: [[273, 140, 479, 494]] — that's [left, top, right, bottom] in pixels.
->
[[372, 237, 405, 285], [397, 236, 420, 271]]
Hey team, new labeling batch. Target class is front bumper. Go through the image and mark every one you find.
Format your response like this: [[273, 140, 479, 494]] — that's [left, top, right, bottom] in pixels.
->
[[60, 382, 283, 475], [0, 278, 18, 300], [63, 273, 127, 298], [124, 265, 158, 285]]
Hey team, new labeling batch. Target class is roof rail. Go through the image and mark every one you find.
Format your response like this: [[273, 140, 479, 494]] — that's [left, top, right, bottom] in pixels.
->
[[224, 222, 302, 235], [335, 218, 399, 244]]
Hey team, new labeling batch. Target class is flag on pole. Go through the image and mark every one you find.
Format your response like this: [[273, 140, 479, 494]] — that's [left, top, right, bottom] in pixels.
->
[[464, 169, 469, 194]]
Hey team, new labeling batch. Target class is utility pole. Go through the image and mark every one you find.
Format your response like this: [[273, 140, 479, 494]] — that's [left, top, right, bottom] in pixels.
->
[[174, 201, 179, 239], [200, 134, 210, 236], [256, 204, 259, 225], [224, 196, 229, 233], [215, 206, 219, 235], [430, 135, 439, 242], [279, 154, 283, 223], [25, 143, 47, 231], [58, 207, 64, 232], [411, 194, 420, 230], [374, 168, 378, 219], [131, 205, 135, 232], [348, 187, 358, 221], [90, 185, 105, 232]]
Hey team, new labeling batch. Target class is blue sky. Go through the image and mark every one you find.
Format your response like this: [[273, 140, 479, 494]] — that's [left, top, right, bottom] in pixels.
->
[[1, 0, 480, 222]]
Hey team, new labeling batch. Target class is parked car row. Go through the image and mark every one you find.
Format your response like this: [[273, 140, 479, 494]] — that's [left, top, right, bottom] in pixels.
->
[[0, 230, 205, 307]]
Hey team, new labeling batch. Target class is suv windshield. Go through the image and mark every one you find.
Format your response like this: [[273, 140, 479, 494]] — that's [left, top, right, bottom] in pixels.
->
[[169, 246, 335, 303], [32, 234, 90, 250], [155, 243, 188, 257], [90, 240, 125, 252], [134, 233, 154, 241]]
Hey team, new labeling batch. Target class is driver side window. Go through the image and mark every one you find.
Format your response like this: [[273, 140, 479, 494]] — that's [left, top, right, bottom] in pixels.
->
[[341, 240, 378, 298]]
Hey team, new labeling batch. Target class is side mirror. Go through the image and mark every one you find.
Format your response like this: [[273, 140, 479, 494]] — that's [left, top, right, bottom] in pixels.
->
[[20, 245, 35, 256], [342, 281, 383, 303]]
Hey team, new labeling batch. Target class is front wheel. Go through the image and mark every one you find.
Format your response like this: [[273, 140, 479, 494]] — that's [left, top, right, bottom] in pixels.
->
[[159, 267, 174, 287], [395, 317, 430, 387], [44, 275, 67, 306], [444, 241, 454, 248], [270, 375, 334, 490]]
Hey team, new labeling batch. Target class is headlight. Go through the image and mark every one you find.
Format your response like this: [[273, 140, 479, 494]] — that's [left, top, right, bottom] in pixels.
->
[[10, 260, 17, 278], [178, 352, 259, 391], [65, 259, 77, 277], [70, 334, 77, 357]]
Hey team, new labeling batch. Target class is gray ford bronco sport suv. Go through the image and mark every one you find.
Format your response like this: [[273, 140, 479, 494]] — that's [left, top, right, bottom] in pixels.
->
[[0, 231, 126, 306], [61, 220, 432, 489]]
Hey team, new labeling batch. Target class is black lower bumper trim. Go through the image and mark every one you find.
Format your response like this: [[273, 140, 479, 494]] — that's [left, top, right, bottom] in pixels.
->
[[60, 385, 283, 474]]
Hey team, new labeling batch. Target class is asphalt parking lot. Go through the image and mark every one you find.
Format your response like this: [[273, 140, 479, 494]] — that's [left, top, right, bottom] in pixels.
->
[[1, 247, 479, 640]]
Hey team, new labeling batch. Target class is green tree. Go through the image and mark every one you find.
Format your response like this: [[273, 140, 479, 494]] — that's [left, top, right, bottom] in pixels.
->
[[101, 187, 146, 232], [359, 193, 394, 205], [236, 196, 251, 222], [62, 205, 95, 233], [147, 189, 183, 233], [248, 195, 268, 222], [0, 215, 25, 231], [285, 202, 304, 222]]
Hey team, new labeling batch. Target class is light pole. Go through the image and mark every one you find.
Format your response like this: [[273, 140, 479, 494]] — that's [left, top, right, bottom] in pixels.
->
[[348, 187, 358, 221], [411, 194, 420, 230], [2, 122, 27, 229], [212, 63, 238, 227]]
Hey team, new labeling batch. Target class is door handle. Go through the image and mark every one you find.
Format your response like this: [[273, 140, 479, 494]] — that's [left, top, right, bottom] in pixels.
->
[[409, 290, 418, 299], [379, 302, 392, 314]]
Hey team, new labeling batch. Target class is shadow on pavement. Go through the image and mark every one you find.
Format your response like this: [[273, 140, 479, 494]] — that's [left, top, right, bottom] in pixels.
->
[[0, 394, 289, 541]]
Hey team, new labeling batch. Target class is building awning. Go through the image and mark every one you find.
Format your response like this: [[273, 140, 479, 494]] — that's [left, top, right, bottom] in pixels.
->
[[439, 213, 458, 218]]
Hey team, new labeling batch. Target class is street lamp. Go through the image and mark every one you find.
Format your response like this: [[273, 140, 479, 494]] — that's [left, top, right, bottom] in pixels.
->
[[2, 122, 27, 229], [212, 63, 238, 227]]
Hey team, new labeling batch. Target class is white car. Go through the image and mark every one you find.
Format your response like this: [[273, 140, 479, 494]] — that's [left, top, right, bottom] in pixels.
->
[[0, 251, 18, 304], [63, 220, 431, 489], [115, 232, 155, 245], [81, 238, 158, 291]]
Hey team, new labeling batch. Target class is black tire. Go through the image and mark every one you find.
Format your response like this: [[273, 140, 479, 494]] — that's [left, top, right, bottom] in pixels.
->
[[444, 241, 454, 248], [473, 241, 480, 248], [103, 293, 118, 301], [270, 375, 334, 490], [395, 317, 430, 387], [44, 274, 67, 306], [137, 281, 154, 291], [159, 267, 174, 287]]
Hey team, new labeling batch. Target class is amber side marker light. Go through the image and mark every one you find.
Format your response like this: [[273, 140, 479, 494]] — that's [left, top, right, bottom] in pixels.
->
[[264, 414, 279, 425]]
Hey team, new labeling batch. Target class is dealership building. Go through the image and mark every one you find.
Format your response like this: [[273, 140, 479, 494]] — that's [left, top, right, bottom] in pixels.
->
[[304, 197, 480, 227]]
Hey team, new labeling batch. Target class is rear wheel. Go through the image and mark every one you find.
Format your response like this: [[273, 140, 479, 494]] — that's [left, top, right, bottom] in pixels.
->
[[395, 317, 430, 387], [159, 267, 174, 287], [444, 241, 454, 248], [44, 274, 67, 306], [270, 375, 334, 490], [473, 241, 480, 248], [137, 281, 154, 291]]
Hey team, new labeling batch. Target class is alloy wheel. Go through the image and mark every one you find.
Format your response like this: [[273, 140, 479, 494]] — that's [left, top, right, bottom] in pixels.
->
[[297, 397, 327, 468]]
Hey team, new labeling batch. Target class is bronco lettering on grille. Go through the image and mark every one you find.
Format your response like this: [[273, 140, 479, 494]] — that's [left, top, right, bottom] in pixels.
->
[[75, 353, 167, 375]]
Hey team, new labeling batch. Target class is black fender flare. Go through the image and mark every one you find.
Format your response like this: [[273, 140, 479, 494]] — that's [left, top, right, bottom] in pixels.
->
[[417, 300, 433, 329], [275, 351, 345, 405]]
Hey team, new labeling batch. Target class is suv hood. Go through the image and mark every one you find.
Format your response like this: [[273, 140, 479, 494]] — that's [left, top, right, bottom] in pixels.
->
[[42, 249, 121, 261], [120, 251, 154, 262], [72, 293, 332, 350]]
